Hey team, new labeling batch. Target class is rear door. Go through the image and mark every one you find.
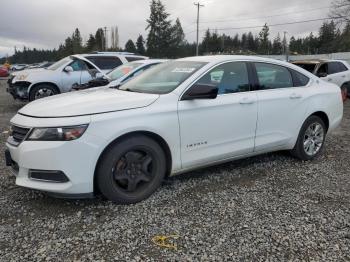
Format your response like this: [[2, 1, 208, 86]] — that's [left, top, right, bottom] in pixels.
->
[[253, 62, 311, 151]]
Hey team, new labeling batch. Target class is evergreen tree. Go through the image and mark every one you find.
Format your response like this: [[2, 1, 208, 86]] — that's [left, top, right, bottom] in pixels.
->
[[72, 28, 83, 54], [318, 21, 337, 53], [136, 35, 146, 55], [146, 0, 172, 57], [95, 28, 105, 51], [125, 39, 137, 53], [169, 18, 185, 57], [258, 23, 270, 54], [86, 34, 97, 52], [272, 33, 283, 55]]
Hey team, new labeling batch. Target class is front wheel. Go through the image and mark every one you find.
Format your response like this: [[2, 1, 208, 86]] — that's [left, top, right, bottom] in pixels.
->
[[29, 84, 58, 101], [96, 135, 166, 204], [291, 116, 326, 160]]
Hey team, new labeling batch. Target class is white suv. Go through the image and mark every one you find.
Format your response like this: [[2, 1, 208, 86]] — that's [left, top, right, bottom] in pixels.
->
[[292, 59, 350, 101], [7, 52, 147, 101], [5, 56, 343, 204]]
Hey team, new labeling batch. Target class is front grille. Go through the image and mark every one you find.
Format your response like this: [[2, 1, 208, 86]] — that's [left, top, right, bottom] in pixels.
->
[[11, 125, 30, 143]]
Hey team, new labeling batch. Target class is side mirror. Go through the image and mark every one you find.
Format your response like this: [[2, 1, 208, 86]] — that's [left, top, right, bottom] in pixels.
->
[[95, 72, 103, 79], [317, 72, 327, 78], [64, 66, 74, 73], [181, 84, 218, 101]]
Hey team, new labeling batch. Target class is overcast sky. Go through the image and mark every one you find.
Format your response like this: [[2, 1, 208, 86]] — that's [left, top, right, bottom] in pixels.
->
[[0, 0, 333, 58]]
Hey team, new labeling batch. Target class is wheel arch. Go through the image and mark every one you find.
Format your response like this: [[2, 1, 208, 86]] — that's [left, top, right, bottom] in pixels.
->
[[308, 111, 329, 132], [28, 82, 61, 95], [93, 130, 173, 193]]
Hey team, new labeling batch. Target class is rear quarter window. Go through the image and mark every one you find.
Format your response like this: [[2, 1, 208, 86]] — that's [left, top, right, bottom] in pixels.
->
[[290, 69, 310, 87]]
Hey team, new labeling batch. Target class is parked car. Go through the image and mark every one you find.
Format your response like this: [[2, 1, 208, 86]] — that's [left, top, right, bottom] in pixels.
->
[[0, 66, 9, 77], [11, 64, 28, 71], [292, 59, 350, 101], [5, 56, 343, 204], [7, 52, 147, 101], [72, 59, 167, 90]]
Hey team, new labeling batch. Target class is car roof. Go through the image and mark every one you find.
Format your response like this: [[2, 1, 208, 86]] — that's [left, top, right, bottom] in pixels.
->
[[178, 55, 290, 64], [131, 59, 168, 65], [178, 55, 318, 79], [82, 52, 148, 59], [292, 59, 347, 64]]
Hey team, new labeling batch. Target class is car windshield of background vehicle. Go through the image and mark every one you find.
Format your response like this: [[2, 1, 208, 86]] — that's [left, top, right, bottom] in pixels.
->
[[47, 57, 72, 71], [107, 62, 143, 80], [294, 63, 316, 73], [119, 61, 207, 94]]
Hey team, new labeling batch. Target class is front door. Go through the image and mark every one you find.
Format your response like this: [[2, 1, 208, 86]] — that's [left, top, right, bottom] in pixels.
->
[[178, 62, 258, 168]]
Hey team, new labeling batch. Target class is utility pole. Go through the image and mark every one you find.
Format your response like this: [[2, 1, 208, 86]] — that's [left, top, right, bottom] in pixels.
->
[[194, 2, 204, 56]]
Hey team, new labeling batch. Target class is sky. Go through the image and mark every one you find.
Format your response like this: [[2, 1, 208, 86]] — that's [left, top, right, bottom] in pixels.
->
[[0, 0, 334, 58]]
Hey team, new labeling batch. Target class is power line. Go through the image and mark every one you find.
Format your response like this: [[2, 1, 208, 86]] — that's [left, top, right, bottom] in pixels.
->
[[199, 5, 333, 24], [185, 16, 347, 35]]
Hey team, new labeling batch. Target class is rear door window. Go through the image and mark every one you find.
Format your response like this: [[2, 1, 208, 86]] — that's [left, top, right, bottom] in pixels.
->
[[85, 56, 123, 70], [254, 63, 293, 90], [126, 56, 146, 62]]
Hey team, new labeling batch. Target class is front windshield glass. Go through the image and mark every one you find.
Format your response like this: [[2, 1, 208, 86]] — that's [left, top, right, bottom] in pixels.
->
[[107, 62, 143, 80], [47, 57, 72, 70], [119, 61, 207, 94]]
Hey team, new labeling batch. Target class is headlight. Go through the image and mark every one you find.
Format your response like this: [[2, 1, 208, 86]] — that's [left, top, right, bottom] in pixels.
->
[[16, 74, 28, 81], [27, 125, 88, 141]]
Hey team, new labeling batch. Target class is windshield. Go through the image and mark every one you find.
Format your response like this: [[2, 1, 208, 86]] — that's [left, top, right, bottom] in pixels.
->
[[47, 57, 72, 70], [107, 62, 143, 80], [119, 61, 207, 94], [293, 63, 316, 73]]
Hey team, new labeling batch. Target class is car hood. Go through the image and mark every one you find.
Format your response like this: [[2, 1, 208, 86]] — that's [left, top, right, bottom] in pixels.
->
[[13, 68, 53, 82], [18, 87, 159, 118]]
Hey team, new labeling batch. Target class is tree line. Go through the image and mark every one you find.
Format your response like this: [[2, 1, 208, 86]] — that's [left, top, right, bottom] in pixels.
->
[[2, 0, 350, 64]]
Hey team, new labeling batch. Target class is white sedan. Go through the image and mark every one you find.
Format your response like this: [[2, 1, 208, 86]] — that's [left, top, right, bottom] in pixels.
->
[[5, 56, 343, 204]]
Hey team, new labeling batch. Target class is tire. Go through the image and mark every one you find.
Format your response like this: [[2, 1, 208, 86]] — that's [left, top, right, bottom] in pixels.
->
[[96, 135, 166, 204], [29, 84, 58, 101], [341, 85, 348, 102], [291, 116, 326, 161]]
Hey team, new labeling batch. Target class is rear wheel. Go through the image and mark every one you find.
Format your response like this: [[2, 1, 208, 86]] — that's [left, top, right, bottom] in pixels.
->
[[96, 135, 166, 204], [341, 85, 348, 102], [291, 116, 326, 160], [29, 84, 58, 101]]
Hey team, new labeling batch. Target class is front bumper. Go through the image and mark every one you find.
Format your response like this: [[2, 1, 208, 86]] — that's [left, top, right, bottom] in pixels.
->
[[5, 130, 106, 196], [7, 79, 31, 100]]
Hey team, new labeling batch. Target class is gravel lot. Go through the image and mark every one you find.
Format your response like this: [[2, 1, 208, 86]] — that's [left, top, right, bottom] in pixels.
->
[[0, 79, 349, 261]]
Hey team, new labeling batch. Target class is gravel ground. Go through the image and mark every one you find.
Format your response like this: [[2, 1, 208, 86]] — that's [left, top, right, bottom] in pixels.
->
[[0, 79, 349, 261]]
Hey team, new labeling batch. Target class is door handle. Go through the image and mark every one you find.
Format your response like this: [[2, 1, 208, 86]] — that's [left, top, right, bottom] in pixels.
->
[[239, 97, 255, 104], [290, 93, 302, 99], [328, 78, 333, 81], [342, 75, 346, 78]]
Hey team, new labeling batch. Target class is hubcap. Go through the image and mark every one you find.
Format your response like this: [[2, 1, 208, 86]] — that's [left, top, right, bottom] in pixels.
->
[[112, 150, 153, 192], [303, 122, 324, 156], [35, 88, 54, 99]]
